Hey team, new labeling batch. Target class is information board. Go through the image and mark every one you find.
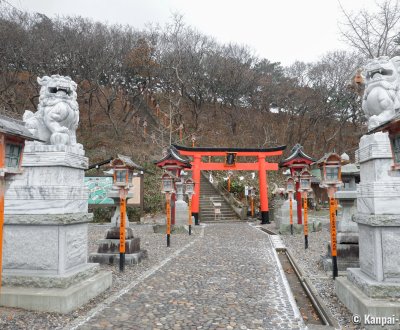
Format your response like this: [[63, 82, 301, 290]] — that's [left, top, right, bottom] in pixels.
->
[[85, 177, 114, 205]]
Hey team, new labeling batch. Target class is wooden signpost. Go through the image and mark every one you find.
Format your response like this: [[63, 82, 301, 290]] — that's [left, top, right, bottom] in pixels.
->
[[303, 192, 308, 249], [166, 192, 171, 247], [119, 191, 126, 272], [329, 190, 338, 278], [289, 195, 293, 235]]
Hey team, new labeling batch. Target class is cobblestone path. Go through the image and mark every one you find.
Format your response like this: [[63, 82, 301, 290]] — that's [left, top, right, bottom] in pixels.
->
[[77, 223, 304, 330]]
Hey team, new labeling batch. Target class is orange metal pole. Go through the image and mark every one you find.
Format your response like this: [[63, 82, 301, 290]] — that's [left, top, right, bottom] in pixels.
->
[[258, 156, 269, 224], [191, 155, 201, 225], [228, 176, 231, 192], [303, 192, 308, 249]]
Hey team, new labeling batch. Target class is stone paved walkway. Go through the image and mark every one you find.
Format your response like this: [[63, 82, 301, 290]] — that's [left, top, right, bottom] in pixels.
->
[[75, 223, 304, 330]]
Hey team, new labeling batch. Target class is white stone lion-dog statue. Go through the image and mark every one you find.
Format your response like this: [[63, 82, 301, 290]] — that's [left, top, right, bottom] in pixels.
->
[[23, 75, 80, 146], [362, 56, 400, 130]]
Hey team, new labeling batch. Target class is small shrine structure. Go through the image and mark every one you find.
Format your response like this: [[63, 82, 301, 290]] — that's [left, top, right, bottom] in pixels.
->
[[280, 144, 315, 224]]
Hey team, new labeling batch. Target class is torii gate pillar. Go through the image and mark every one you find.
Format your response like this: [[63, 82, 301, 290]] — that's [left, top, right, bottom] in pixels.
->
[[192, 154, 201, 225], [258, 155, 270, 224]]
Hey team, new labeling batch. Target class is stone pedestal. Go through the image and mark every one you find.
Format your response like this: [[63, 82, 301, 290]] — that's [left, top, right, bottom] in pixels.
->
[[174, 180, 189, 228], [1, 143, 112, 313], [89, 226, 147, 265], [336, 132, 400, 327], [274, 199, 321, 234]]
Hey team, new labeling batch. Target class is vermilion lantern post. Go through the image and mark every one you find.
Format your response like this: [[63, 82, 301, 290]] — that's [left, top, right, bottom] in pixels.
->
[[250, 187, 256, 218], [316, 152, 342, 278], [161, 173, 174, 246], [298, 170, 313, 249], [286, 177, 295, 235], [110, 156, 135, 272]]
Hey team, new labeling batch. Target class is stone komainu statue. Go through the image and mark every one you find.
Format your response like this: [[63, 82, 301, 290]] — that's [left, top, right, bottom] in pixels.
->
[[23, 75, 80, 146], [362, 56, 400, 129]]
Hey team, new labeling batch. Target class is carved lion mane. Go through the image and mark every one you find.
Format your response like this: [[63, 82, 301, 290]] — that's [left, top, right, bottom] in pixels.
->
[[362, 56, 400, 129], [23, 75, 79, 145]]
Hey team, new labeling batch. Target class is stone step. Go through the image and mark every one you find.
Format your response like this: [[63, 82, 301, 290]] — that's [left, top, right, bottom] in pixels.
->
[[200, 209, 237, 213], [199, 171, 239, 221]]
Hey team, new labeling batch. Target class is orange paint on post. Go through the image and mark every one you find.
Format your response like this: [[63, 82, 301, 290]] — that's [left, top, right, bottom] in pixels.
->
[[303, 195, 308, 236], [330, 197, 337, 257], [166, 197, 171, 235], [119, 196, 126, 253], [188, 198, 192, 226]]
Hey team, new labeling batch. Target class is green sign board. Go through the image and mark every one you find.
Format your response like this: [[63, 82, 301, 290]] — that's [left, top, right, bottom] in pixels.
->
[[85, 177, 114, 205]]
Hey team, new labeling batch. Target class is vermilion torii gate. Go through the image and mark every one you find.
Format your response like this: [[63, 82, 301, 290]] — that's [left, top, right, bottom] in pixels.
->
[[173, 144, 286, 225]]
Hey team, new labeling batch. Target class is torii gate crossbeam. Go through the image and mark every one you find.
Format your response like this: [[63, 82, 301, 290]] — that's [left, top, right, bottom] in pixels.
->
[[173, 145, 286, 224]]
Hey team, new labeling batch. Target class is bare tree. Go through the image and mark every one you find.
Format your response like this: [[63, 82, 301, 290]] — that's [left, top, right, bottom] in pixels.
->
[[338, 0, 400, 57]]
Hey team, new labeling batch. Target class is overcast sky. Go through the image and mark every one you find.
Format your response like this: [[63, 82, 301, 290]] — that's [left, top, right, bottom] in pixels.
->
[[7, 0, 378, 66]]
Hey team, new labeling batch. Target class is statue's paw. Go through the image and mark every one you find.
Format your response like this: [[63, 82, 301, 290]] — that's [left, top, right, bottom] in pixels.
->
[[368, 116, 380, 130], [50, 132, 70, 145], [58, 127, 69, 133]]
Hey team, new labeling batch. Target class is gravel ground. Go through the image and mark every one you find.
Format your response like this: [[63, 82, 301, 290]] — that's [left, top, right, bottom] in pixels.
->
[[77, 223, 304, 330], [261, 210, 361, 330], [0, 211, 363, 330], [0, 215, 195, 330]]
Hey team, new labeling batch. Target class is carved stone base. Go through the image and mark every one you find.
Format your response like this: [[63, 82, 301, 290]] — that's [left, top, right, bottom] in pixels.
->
[[88, 227, 147, 265], [348, 268, 400, 298], [0, 271, 112, 314], [274, 199, 298, 232], [335, 276, 400, 329], [322, 243, 359, 271], [355, 215, 400, 282], [3, 213, 92, 276]]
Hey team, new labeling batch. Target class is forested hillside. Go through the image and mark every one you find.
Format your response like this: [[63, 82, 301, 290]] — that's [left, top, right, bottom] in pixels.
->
[[0, 4, 368, 166]]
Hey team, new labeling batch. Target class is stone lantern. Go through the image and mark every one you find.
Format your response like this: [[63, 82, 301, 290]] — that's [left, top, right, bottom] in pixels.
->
[[286, 177, 295, 195], [286, 177, 295, 235], [298, 169, 313, 249], [154, 146, 191, 227], [322, 162, 360, 272], [316, 152, 343, 277], [89, 155, 147, 268], [280, 144, 316, 225], [161, 172, 174, 194], [317, 153, 342, 190]]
